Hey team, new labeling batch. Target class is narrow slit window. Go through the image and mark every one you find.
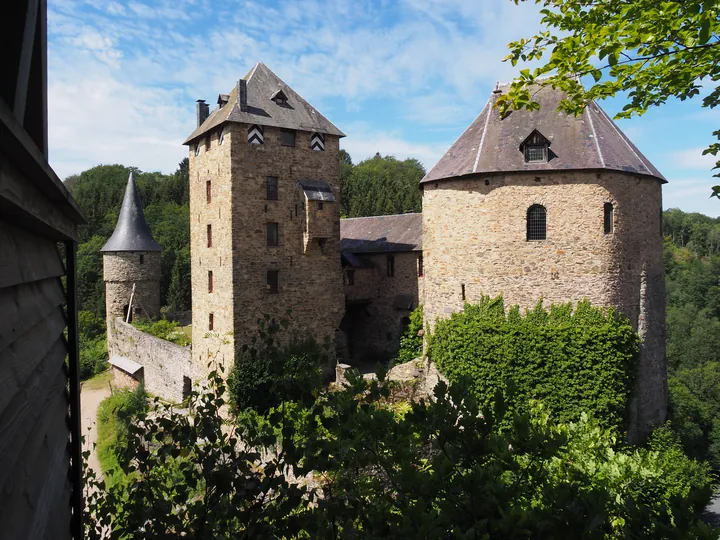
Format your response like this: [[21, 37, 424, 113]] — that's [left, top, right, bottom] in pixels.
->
[[267, 176, 278, 200], [205, 136, 211, 150], [208, 313, 214, 331], [267, 270, 279, 294], [267, 222, 279, 246], [207, 224, 213, 247], [604, 202, 614, 234], [208, 270, 213, 293], [345, 269, 355, 286], [206, 180, 212, 203], [526, 204, 547, 241], [418, 253, 424, 277], [139, 254, 144, 264], [317, 201, 324, 211], [387, 255, 395, 277]]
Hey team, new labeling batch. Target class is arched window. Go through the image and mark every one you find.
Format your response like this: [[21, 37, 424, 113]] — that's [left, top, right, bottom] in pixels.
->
[[604, 202, 614, 234], [527, 204, 547, 241]]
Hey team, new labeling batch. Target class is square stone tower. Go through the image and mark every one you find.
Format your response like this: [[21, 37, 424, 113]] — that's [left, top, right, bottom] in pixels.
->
[[183, 62, 345, 378]]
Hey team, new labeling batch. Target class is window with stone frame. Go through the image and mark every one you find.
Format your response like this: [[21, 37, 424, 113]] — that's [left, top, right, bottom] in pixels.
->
[[387, 255, 395, 277], [604, 202, 614, 234], [267, 222, 279, 247], [526, 204, 547, 241], [280, 129, 296, 147], [267, 270, 279, 294], [266, 176, 278, 200]]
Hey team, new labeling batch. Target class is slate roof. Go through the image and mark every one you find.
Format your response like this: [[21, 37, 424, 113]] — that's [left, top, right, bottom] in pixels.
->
[[298, 179, 336, 202], [101, 172, 162, 252], [340, 213, 422, 253], [184, 62, 345, 144], [422, 83, 665, 184]]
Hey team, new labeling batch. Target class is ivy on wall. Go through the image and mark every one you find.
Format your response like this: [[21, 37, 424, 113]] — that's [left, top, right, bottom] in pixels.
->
[[428, 295, 639, 432]]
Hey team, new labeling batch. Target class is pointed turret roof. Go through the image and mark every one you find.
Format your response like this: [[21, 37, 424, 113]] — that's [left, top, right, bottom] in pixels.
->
[[183, 62, 345, 144], [422, 83, 665, 184], [101, 172, 162, 252]]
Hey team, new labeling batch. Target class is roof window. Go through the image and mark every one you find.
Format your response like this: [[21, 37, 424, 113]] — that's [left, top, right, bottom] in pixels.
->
[[520, 129, 551, 163], [271, 89, 289, 107]]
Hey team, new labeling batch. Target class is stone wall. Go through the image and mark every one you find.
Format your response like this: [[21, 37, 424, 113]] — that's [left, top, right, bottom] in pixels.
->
[[111, 366, 141, 391], [422, 170, 666, 442], [190, 122, 345, 378], [108, 318, 192, 403], [103, 251, 161, 322], [343, 251, 422, 362]]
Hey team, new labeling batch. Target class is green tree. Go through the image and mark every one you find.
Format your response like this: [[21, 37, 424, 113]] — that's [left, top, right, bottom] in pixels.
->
[[502, 0, 720, 177], [342, 153, 424, 217], [339, 149, 353, 217]]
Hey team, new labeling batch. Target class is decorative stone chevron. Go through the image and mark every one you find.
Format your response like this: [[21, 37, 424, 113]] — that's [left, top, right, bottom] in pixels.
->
[[311, 132, 325, 151], [248, 124, 264, 144]]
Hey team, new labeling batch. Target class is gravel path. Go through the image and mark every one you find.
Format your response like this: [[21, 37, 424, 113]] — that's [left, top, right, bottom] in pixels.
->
[[81, 380, 112, 479]]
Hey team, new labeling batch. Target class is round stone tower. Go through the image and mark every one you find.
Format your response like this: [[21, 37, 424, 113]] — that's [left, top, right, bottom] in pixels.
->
[[101, 172, 162, 324], [422, 84, 666, 444]]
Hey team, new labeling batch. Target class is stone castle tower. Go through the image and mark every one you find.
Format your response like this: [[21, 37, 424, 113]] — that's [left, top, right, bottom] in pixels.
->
[[422, 84, 666, 443], [183, 62, 345, 376], [101, 172, 162, 326]]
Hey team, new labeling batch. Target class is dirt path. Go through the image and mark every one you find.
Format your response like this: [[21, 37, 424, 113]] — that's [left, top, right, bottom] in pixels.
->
[[81, 374, 112, 479]]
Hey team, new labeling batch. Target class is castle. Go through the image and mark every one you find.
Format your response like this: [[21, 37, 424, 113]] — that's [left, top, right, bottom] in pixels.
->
[[104, 63, 666, 441]]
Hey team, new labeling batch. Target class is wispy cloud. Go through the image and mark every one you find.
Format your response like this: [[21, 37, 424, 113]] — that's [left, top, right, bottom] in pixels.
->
[[670, 147, 718, 171]]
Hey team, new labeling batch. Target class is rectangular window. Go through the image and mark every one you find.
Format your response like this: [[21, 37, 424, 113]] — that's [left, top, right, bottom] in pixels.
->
[[267, 222, 279, 246], [208, 270, 213, 293], [205, 136, 211, 150], [604, 202, 614, 235], [345, 269, 355, 286], [267, 176, 278, 200], [525, 145, 546, 162], [208, 313, 214, 331], [207, 224, 212, 247], [317, 201, 324, 210], [267, 270, 279, 294], [139, 254, 144, 264], [418, 253, 423, 277], [206, 180, 212, 203], [387, 255, 395, 277], [280, 129, 296, 147]]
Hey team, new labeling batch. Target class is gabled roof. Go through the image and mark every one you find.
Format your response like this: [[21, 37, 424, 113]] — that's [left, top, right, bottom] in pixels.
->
[[422, 83, 665, 184], [101, 172, 162, 252], [340, 213, 422, 253], [184, 62, 345, 144]]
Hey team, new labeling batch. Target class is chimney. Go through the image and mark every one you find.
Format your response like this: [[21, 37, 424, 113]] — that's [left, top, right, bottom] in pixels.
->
[[196, 99, 209, 127], [238, 79, 248, 112]]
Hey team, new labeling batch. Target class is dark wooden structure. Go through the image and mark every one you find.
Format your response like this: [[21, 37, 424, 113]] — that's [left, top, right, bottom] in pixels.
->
[[1, 0, 86, 538]]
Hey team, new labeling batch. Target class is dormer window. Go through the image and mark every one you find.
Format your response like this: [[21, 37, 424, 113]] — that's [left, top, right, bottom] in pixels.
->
[[520, 129, 551, 163], [271, 89, 288, 107]]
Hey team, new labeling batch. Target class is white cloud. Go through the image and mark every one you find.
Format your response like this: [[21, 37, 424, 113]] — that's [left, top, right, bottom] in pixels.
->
[[670, 147, 718, 170]]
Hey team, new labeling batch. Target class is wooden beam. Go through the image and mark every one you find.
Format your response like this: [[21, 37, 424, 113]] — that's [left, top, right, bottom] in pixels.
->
[[13, 0, 39, 124]]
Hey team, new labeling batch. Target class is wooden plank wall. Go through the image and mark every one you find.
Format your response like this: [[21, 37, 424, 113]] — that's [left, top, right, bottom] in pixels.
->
[[0, 219, 73, 539]]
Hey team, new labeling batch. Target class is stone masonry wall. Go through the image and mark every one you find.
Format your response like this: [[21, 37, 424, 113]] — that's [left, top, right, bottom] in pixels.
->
[[422, 171, 666, 442], [108, 318, 192, 403], [230, 124, 344, 372], [189, 125, 236, 380], [343, 251, 422, 362], [103, 251, 161, 322]]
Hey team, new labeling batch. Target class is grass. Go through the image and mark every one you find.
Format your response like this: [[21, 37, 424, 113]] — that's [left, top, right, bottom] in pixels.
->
[[82, 369, 113, 391]]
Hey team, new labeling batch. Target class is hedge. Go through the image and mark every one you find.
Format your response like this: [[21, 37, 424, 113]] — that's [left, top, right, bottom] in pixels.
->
[[428, 295, 639, 432]]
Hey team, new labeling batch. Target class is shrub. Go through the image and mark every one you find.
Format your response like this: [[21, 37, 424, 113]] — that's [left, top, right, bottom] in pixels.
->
[[85, 369, 717, 539], [428, 295, 639, 432], [228, 315, 325, 414], [78, 310, 108, 380], [396, 304, 423, 363], [132, 317, 191, 346]]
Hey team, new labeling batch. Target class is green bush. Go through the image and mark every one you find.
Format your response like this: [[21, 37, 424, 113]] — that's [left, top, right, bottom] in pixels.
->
[[95, 385, 148, 487], [228, 315, 325, 414], [396, 304, 423, 363], [78, 310, 108, 380], [428, 295, 639, 432], [132, 317, 191, 346]]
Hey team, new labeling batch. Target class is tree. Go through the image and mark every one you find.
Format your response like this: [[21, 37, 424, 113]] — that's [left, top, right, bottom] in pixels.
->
[[339, 149, 353, 216], [501, 0, 720, 178]]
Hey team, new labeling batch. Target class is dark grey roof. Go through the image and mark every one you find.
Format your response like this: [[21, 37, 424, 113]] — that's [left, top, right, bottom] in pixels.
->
[[184, 62, 345, 144], [423, 83, 665, 184], [299, 179, 336, 202], [101, 172, 162, 252], [341, 252, 375, 269], [340, 213, 422, 253]]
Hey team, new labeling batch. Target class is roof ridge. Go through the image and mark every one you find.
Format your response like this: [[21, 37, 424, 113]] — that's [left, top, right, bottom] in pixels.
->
[[472, 96, 493, 173], [594, 103, 653, 175], [341, 213, 421, 220], [585, 103, 606, 168]]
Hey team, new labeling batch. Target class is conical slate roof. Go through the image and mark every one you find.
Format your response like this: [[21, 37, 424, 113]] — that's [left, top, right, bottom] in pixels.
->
[[422, 83, 665, 184], [183, 62, 345, 145], [101, 172, 162, 252]]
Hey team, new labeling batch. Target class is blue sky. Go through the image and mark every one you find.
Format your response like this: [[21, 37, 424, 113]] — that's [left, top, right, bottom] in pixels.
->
[[47, 0, 720, 216]]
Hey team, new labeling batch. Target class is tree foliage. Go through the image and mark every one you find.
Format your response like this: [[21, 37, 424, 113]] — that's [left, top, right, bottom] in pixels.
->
[[85, 364, 717, 538], [428, 296, 638, 433], [341, 153, 424, 217], [396, 304, 424, 364], [501, 0, 720, 176]]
